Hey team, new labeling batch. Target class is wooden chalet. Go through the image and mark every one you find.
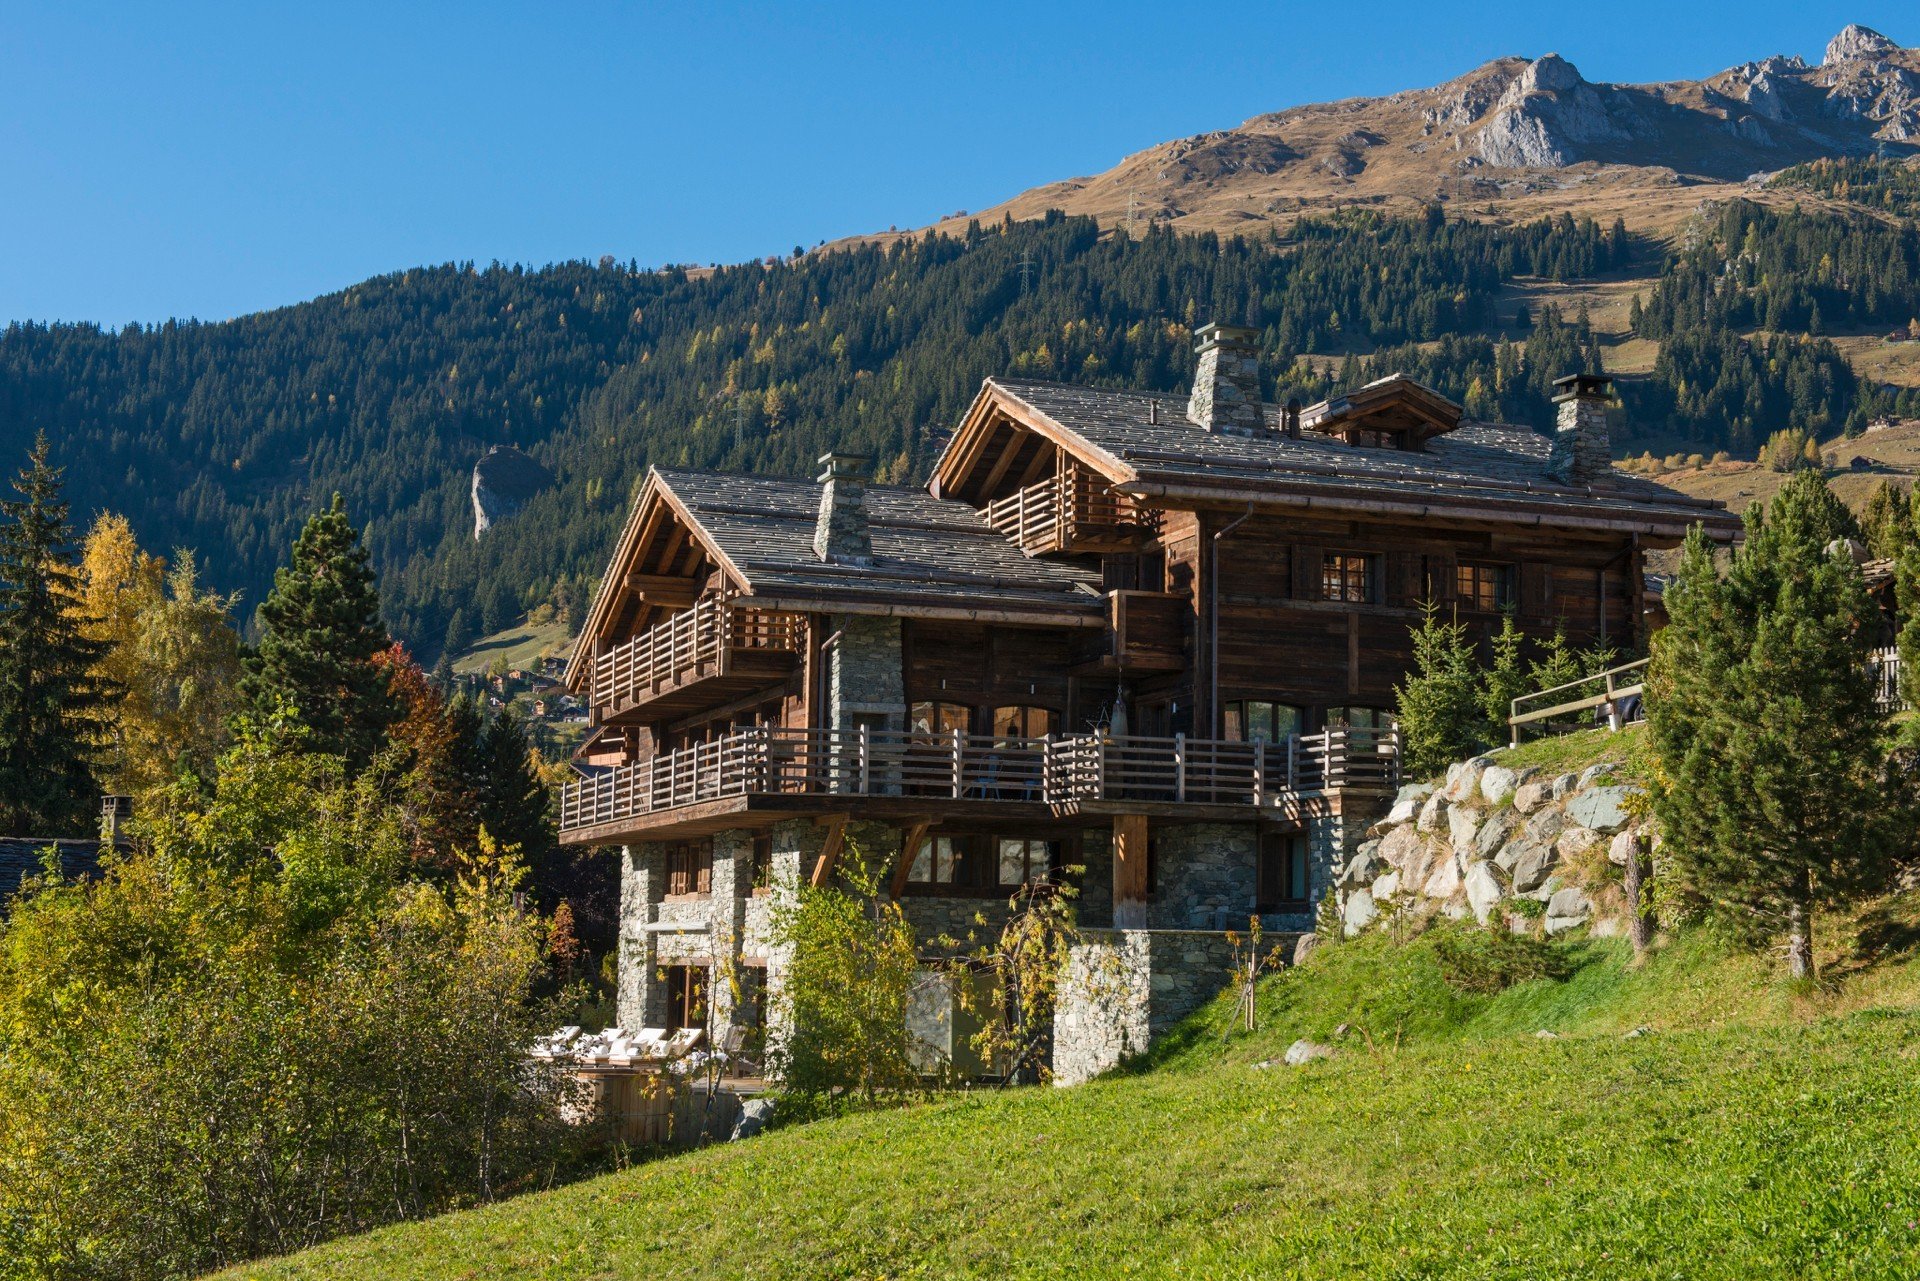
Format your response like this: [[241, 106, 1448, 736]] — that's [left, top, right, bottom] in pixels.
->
[[559, 322, 1741, 1078]]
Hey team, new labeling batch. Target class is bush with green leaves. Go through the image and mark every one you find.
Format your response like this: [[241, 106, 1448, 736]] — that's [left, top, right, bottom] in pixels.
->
[[1431, 923, 1571, 994], [0, 727, 584, 1281]]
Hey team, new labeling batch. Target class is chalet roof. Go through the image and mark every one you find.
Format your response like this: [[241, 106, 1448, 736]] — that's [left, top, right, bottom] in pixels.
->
[[649, 467, 1102, 617], [0, 839, 110, 912], [948, 377, 1742, 541]]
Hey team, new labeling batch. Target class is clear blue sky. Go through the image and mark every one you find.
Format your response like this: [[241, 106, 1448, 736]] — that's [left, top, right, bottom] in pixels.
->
[[2, 1, 1909, 325]]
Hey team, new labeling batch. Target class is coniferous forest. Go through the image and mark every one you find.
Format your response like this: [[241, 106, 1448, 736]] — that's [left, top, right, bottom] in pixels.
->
[[2, 203, 1917, 657]]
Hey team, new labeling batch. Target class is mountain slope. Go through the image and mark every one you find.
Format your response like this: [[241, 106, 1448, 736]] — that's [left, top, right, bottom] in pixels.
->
[[889, 24, 1920, 244]]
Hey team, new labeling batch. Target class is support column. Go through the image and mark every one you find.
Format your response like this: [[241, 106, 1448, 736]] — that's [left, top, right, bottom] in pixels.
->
[[1112, 813, 1150, 929]]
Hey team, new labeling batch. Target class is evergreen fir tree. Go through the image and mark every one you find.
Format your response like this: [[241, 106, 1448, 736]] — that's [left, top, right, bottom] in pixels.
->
[[0, 435, 110, 836], [476, 705, 552, 858], [240, 494, 396, 771], [1393, 603, 1485, 777], [1648, 472, 1900, 977]]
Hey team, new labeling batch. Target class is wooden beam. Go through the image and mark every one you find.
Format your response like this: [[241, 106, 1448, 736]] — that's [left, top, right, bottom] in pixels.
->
[[1112, 813, 1150, 929], [809, 814, 850, 888], [974, 423, 1029, 499], [624, 573, 699, 609], [888, 818, 934, 899]]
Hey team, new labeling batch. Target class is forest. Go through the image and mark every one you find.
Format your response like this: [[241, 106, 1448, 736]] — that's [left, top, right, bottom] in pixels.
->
[[0, 202, 1915, 658]]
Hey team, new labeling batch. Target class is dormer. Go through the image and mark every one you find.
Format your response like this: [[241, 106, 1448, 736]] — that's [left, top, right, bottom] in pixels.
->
[[1297, 374, 1464, 452]]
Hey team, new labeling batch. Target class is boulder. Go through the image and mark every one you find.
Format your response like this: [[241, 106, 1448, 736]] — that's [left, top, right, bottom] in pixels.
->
[[1555, 825, 1600, 862], [1447, 804, 1484, 856], [1422, 852, 1463, 900], [1292, 933, 1322, 966], [1576, 763, 1617, 790], [1567, 785, 1643, 835], [1480, 765, 1520, 806], [1512, 780, 1554, 813], [1285, 1039, 1336, 1066], [730, 1097, 776, 1141], [1384, 783, 1436, 826], [1343, 888, 1378, 937], [1474, 810, 1520, 860], [1370, 870, 1401, 900], [1544, 886, 1592, 935], [1339, 842, 1381, 889], [1550, 772, 1578, 800], [1507, 842, 1559, 895], [1379, 824, 1426, 872], [1444, 756, 1497, 803], [1609, 829, 1639, 867], [1464, 859, 1505, 923], [1417, 790, 1450, 833]]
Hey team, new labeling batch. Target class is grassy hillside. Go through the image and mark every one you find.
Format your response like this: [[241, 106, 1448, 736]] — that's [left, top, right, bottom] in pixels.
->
[[226, 890, 1920, 1279]]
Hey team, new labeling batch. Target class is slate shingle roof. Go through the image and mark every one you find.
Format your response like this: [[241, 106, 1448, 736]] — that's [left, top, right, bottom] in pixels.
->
[[653, 468, 1103, 620], [986, 378, 1742, 539], [0, 839, 111, 913]]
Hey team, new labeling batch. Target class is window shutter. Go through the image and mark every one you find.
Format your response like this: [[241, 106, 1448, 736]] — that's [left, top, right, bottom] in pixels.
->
[[1387, 552, 1422, 607], [1291, 545, 1322, 600]]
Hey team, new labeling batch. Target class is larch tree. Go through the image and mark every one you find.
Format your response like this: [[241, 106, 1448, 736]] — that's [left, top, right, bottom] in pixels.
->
[[1647, 470, 1903, 978], [0, 435, 110, 836], [241, 494, 397, 772], [80, 516, 242, 798]]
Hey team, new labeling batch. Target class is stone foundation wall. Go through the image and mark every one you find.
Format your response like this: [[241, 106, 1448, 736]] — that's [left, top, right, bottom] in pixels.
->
[[1052, 929, 1247, 1086]]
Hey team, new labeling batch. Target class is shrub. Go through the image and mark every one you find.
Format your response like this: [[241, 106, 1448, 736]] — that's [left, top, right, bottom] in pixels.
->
[[1432, 926, 1570, 994]]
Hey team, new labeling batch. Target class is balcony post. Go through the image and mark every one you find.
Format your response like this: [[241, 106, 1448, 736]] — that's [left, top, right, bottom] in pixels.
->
[[1286, 733, 1298, 792], [1174, 731, 1186, 804], [950, 727, 964, 798], [1253, 740, 1266, 807], [858, 724, 871, 795]]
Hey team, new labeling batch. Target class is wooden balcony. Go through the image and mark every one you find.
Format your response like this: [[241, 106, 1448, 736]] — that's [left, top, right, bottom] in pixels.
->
[[560, 724, 1399, 842], [983, 463, 1161, 557], [590, 598, 806, 723], [1073, 590, 1187, 672]]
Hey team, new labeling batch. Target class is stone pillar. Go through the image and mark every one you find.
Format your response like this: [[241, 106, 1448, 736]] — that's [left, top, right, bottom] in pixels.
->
[[1547, 372, 1614, 485], [706, 830, 753, 1029], [1185, 323, 1265, 437], [615, 842, 668, 1029], [826, 613, 906, 734]]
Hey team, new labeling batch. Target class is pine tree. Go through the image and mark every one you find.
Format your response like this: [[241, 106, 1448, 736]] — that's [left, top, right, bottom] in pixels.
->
[[0, 435, 110, 836], [1648, 472, 1899, 978], [476, 706, 552, 858], [1393, 603, 1485, 777], [241, 494, 396, 771], [1478, 614, 1530, 747]]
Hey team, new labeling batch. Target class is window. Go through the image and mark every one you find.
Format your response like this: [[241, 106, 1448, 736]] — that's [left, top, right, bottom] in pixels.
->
[[910, 700, 972, 740], [996, 837, 1056, 888], [663, 964, 707, 1031], [1322, 552, 1377, 604], [1455, 562, 1516, 612], [991, 705, 1055, 741], [1223, 700, 1303, 744], [665, 839, 712, 897], [1256, 833, 1311, 912], [907, 834, 982, 889], [733, 966, 767, 1034], [750, 833, 772, 892], [1327, 706, 1393, 732], [1350, 428, 1407, 450]]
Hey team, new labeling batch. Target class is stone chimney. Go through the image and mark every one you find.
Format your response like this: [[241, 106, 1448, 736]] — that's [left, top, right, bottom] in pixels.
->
[[813, 452, 874, 565], [1547, 373, 1615, 485], [1186, 323, 1266, 436]]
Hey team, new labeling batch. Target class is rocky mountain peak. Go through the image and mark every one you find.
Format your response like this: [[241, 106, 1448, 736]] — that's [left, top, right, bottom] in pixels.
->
[[1826, 24, 1900, 66], [471, 444, 552, 540]]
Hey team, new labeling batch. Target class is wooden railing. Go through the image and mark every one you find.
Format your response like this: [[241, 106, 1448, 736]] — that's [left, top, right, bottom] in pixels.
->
[[982, 463, 1160, 556], [1508, 658, 1648, 747], [590, 598, 805, 713], [561, 724, 1399, 834]]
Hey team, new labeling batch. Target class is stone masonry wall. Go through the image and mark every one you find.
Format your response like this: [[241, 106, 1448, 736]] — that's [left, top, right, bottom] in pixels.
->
[[1053, 929, 1246, 1086], [827, 614, 906, 733]]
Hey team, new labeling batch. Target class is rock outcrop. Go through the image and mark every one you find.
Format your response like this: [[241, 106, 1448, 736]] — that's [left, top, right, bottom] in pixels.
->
[[1335, 755, 1651, 935], [471, 445, 553, 540]]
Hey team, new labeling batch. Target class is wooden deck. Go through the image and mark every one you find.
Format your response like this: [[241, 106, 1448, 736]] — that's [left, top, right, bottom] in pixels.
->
[[591, 598, 804, 723], [561, 724, 1399, 843]]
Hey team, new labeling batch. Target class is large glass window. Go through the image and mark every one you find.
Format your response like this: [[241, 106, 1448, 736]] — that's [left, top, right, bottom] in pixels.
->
[[1327, 706, 1393, 732], [996, 837, 1055, 888], [991, 705, 1055, 741], [1322, 552, 1377, 604], [1224, 700, 1303, 744], [663, 964, 708, 1030], [1455, 561, 1516, 612], [1256, 833, 1311, 912], [910, 700, 972, 740], [907, 835, 984, 889]]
